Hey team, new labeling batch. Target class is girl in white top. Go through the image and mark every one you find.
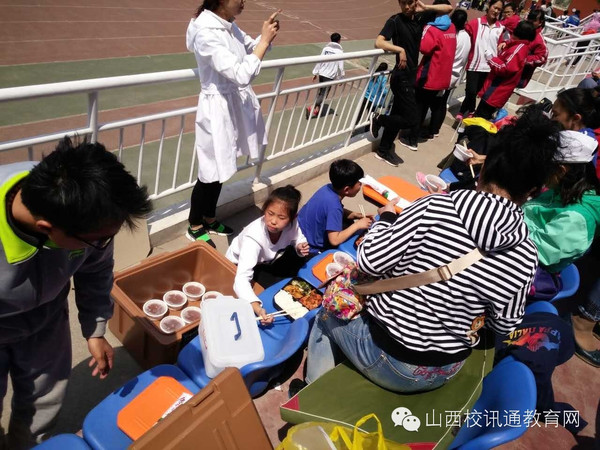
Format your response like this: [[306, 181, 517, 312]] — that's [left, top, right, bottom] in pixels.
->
[[185, 0, 280, 246], [226, 185, 309, 322]]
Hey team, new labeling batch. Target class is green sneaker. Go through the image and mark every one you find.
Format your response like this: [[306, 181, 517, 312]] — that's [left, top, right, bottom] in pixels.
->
[[186, 226, 216, 248], [205, 220, 234, 236]]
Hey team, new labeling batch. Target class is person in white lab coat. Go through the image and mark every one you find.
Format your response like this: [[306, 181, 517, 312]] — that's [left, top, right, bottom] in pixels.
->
[[185, 0, 280, 247]]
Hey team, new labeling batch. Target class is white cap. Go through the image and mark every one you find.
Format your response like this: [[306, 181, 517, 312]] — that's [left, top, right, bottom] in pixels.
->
[[558, 130, 598, 163]]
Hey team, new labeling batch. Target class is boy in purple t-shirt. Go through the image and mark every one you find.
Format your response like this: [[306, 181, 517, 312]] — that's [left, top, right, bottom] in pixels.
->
[[298, 159, 373, 253]]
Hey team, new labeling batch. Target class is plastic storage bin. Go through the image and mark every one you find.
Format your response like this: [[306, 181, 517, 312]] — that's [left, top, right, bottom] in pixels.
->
[[109, 242, 263, 369], [199, 296, 264, 378]]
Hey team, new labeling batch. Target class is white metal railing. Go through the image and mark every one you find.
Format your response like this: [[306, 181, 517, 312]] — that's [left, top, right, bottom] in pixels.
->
[[0, 49, 393, 201], [1, 32, 597, 202], [516, 22, 600, 101]]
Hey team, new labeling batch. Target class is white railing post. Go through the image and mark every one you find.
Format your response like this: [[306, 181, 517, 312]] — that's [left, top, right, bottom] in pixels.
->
[[87, 91, 99, 143], [254, 67, 285, 183], [345, 55, 380, 147]]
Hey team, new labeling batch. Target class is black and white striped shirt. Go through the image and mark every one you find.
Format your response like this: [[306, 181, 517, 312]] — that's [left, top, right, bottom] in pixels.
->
[[357, 189, 538, 356]]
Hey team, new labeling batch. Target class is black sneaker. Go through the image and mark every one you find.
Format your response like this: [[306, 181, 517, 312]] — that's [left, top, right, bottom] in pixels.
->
[[288, 378, 307, 398], [186, 226, 216, 248], [399, 137, 418, 151], [205, 220, 234, 236], [375, 148, 403, 167], [369, 113, 382, 139]]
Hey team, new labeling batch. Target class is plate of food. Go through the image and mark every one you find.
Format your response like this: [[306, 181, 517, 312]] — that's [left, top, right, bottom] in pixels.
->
[[273, 278, 322, 319]]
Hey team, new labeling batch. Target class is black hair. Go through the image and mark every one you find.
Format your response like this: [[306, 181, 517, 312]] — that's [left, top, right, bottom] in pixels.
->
[[21, 136, 152, 236], [330, 33, 341, 43], [433, 0, 451, 4], [503, 2, 515, 9], [576, 10, 581, 15], [563, 9, 568, 14], [556, 88, 600, 129], [261, 185, 302, 220], [527, 9, 546, 26], [451, 9, 468, 31], [488, 0, 504, 9], [329, 159, 364, 191], [556, 162, 600, 205], [195, 0, 220, 17], [480, 105, 561, 203], [375, 62, 388, 72], [513, 20, 536, 41]]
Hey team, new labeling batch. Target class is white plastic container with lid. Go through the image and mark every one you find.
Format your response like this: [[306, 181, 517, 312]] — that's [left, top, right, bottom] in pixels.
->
[[199, 295, 265, 378]]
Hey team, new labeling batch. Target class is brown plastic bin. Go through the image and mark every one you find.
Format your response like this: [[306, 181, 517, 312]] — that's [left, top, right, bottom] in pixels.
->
[[110, 242, 263, 369], [129, 367, 272, 450]]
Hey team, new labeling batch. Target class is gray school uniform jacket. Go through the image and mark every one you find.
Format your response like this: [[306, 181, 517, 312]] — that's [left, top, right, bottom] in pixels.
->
[[0, 162, 114, 344]]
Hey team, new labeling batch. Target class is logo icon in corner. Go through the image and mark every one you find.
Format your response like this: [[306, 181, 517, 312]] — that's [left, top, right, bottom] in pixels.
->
[[391, 407, 421, 432]]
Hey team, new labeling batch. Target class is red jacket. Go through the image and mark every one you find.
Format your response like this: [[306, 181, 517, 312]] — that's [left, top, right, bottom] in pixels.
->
[[416, 22, 457, 90], [518, 28, 548, 88], [478, 39, 530, 108]]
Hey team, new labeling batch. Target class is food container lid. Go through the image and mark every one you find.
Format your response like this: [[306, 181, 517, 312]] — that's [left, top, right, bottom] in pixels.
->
[[159, 316, 186, 334], [200, 296, 264, 366]]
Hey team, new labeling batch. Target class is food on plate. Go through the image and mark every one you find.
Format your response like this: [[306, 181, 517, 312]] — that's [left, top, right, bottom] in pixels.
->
[[280, 278, 322, 311], [274, 290, 309, 319], [299, 290, 322, 310]]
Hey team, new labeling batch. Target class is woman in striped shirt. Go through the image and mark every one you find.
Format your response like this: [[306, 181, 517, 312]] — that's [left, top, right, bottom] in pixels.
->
[[306, 107, 561, 392]]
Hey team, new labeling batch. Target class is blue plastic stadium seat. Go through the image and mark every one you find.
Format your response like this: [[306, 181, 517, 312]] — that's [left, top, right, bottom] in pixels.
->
[[439, 168, 459, 184], [82, 365, 200, 450], [337, 235, 359, 258], [551, 264, 580, 302], [297, 250, 337, 291], [449, 358, 536, 449], [34, 434, 91, 449], [177, 278, 311, 397], [525, 301, 558, 316]]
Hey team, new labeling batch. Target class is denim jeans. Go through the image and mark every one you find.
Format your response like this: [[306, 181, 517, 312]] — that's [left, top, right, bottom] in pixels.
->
[[579, 279, 600, 321], [306, 310, 465, 393]]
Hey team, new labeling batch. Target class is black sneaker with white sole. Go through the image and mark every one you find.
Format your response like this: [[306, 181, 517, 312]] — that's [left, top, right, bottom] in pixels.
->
[[186, 226, 216, 248], [399, 137, 418, 151], [369, 113, 382, 139], [205, 220, 234, 236], [375, 148, 403, 167]]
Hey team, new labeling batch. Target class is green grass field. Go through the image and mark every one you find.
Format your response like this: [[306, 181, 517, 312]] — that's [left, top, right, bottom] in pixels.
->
[[0, 40, 379, 127]]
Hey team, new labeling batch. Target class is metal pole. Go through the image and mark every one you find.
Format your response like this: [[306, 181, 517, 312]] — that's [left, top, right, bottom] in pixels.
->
[[88, 91, 99, 143], [254, 67, 285, 183]]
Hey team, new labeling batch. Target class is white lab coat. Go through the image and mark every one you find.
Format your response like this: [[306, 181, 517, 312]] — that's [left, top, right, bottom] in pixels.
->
[[186, 11, 268, 183]]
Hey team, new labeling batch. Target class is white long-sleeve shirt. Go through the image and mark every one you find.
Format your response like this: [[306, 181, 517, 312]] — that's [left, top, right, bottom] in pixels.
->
[[312, 42, 345, 79], [450, 29, 471, 89], [226, 217, 307, 305]]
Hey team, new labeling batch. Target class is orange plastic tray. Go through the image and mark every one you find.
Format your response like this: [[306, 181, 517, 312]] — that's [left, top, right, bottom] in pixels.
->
[[312, 253, 335, 283], [117, 377, 193, 441], [363, 175, 427, 213]]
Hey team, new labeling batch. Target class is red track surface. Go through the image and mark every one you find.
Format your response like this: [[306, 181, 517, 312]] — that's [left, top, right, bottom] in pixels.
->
[[0, 0, 404, 65]]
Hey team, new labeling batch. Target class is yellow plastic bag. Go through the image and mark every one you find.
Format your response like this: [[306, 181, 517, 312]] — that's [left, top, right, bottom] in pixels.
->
[[277, 414, 410, 450], [461, 117, 498, 134]]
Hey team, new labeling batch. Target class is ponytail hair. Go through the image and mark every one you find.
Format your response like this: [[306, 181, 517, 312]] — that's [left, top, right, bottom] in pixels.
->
[[556, 88, 600, 129], [194, 0, 221, 17], [556, 162, 600, 205], [262, 185, 302, 220]]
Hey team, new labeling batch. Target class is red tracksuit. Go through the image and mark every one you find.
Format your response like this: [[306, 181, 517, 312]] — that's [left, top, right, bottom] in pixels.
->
[[478, 39, 530, 109], [416, 23, 457, 90], [518, 28, 548, 88]]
